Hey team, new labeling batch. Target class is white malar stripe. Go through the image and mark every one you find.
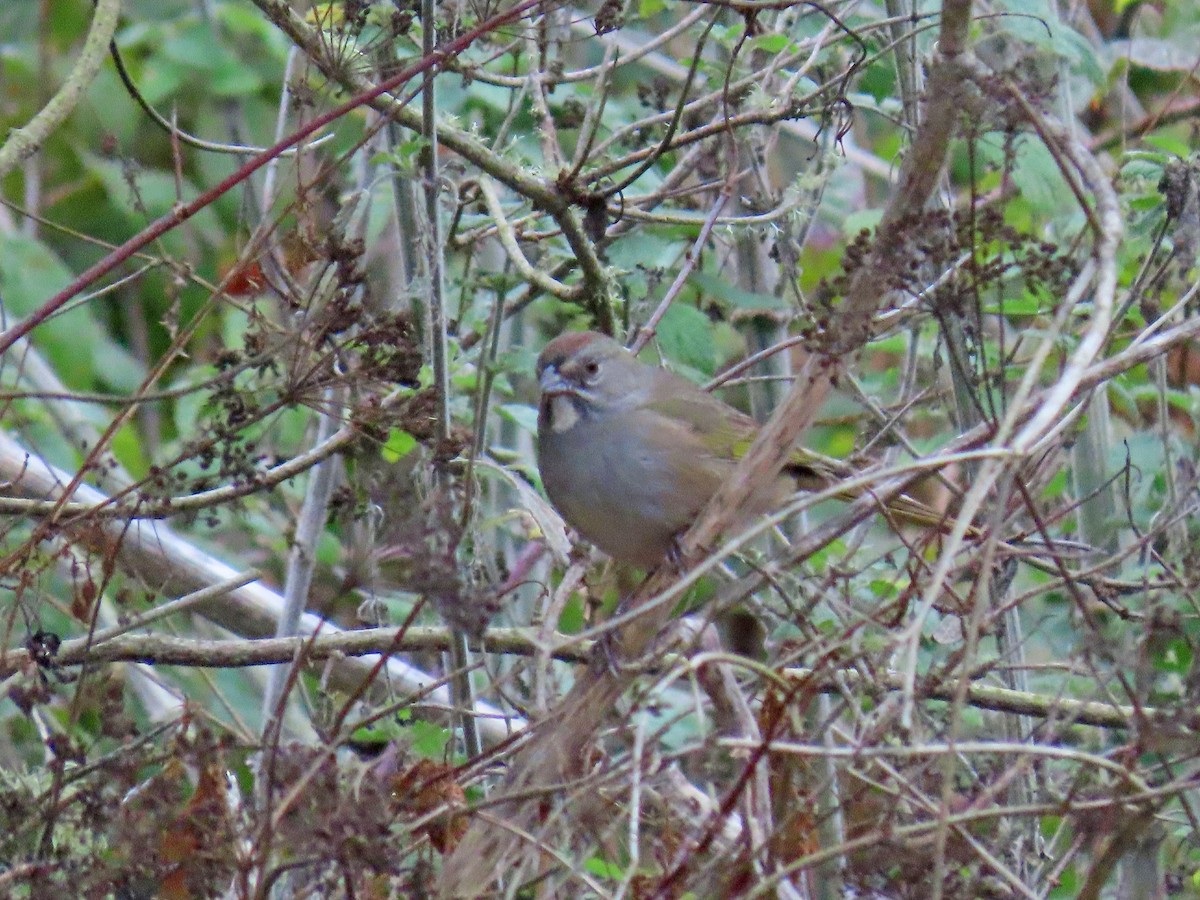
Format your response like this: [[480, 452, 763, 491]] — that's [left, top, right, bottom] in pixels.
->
[[549, 395, 580, 433]]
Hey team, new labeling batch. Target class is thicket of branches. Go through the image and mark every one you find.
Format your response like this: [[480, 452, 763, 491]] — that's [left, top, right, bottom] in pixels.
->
[[2, 0, 1200, 896]]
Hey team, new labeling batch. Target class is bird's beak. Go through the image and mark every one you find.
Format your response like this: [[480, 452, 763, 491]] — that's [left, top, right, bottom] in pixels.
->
[[539, 366, 571, 396]]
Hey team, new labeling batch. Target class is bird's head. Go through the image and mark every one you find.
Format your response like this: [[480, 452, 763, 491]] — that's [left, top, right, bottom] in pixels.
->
[[536, 331, 642, 432]]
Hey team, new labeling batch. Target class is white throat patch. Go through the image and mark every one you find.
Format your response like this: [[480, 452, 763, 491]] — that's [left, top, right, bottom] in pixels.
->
[[549, 395, 580, 433]]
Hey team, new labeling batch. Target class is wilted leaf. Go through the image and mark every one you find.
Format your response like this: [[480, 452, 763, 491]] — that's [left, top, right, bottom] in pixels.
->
[[473, 458, 571, 564]]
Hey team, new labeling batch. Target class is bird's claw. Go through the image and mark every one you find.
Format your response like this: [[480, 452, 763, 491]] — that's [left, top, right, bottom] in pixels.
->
[[665, 536, 690, 572], [594, 630, 624, 675], [592, 629, 659, 676]]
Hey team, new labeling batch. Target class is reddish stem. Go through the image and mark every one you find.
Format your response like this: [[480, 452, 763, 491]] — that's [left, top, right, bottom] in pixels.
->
[[0, 0, 540, 357]]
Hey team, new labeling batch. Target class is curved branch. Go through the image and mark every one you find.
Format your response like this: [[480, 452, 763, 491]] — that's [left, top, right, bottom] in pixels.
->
[[0, 0, 120, 178], [0, 0, 542, 357], [476, 177, 581, 300], [107, 38, 335, 157]]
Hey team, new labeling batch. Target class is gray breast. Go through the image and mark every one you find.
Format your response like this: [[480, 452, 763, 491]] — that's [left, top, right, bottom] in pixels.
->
[[539, 413, 686, 566]]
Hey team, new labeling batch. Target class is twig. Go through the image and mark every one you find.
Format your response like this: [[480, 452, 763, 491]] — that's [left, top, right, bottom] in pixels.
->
[[0, 0, 120, 178], [0, 429, 521, 743], [0, 632, 1160, 731], [0, 0, 541, 357], [476, 177, 580, 299], [108, 37, 333, 157], [261, 387, 344, 735], [630, 183, 732, 353]]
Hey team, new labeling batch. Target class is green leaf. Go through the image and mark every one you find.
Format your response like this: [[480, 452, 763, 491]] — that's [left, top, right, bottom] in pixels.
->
[[411, 719, 452, 759], [1047, 862, 1078, 897], [1143, 133, 1192, 157], [1153, 638, 1193, 675], [110, 422, 149, 479], [351, 717, 408, 745], [989, 0, 1102, 82], [1058, 28, 1104, 83], [583, 855, 624, 879], [381, 429, 418, 463], [82, 153, 221, 244], [557, 593, 585, 634], [608, 232, 684, 274], [690, 270, 787, 313], [981, 291, 1046, 316], [305, 3, 347, 27], [493, 346, 538, 380], [211, 60, 263, 97], [750, 33, 790, 53], [869, 579, 898, 598], [859, 60, 897, 105], [0, 233, 144, 392], [1110, 38, 1200, 72], [1129, 195, 1163, 211], [215, 4, 290, 49], [656, 303, 715, 375], [822, 425, 857, 459], [1011, 137, 1067, 214], [129, 57, 186, 105], [842, 208, 883, 237], [160, 20, 231, 70], [498, 403, 538, 435]]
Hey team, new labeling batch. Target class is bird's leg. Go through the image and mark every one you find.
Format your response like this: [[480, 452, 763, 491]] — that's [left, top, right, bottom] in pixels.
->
[[667, 542, 686, 571], [665, 537, 687, 571], [591, 544, 698, 675], [593, 628, 626, 675], [592, 624, 662, 675]]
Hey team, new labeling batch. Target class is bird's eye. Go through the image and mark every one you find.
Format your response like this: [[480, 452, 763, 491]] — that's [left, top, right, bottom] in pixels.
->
[[583, 360, 601, 379]]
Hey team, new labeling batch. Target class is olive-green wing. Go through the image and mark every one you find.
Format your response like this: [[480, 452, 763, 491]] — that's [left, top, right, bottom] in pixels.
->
[[639, 368, 842, 487], [640, 367, 963, 534]]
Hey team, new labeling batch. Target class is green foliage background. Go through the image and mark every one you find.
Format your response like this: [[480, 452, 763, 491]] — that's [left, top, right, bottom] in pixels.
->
[[1, 0, 1200, 896]]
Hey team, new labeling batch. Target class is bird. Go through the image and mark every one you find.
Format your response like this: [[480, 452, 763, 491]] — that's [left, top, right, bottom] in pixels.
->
[[535, 330, 952, 568]]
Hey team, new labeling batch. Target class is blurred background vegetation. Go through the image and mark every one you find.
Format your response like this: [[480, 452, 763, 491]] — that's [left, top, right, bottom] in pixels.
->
[[1, 0, 1200, 896]]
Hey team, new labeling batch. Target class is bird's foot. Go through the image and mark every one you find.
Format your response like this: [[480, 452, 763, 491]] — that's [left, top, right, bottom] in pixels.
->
[[591, 629, 633, 676], [665, 536, 690, 572], [591, 628, 660, 676]]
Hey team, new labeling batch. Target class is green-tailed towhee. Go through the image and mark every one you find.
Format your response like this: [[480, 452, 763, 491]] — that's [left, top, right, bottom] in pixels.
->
[[536, 330, 950, 567]]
